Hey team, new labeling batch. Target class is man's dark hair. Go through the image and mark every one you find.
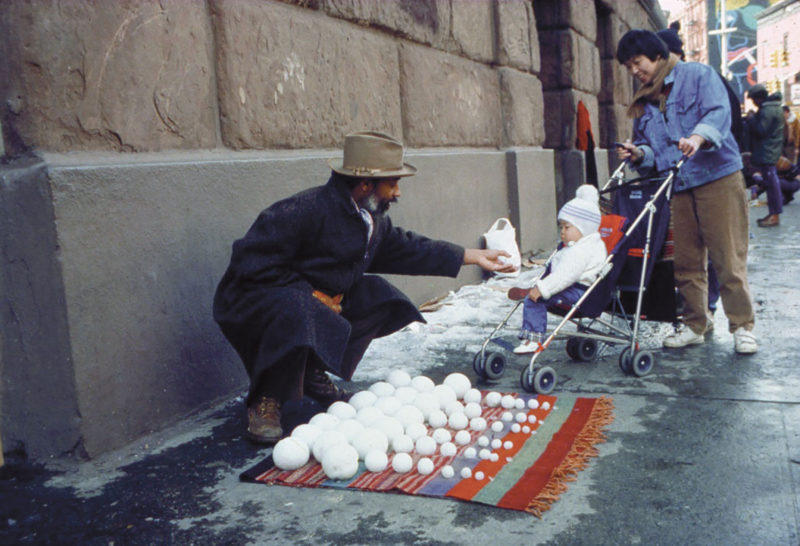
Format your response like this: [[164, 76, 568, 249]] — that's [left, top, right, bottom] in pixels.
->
[[748, 84, 768, 103], [657, 28, 685, 60], [784, 105, 791, 112], [616, 29, 669, 64]]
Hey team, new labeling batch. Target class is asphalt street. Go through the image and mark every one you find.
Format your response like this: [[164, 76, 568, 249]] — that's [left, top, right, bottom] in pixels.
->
[[2, 201, 799, 545]]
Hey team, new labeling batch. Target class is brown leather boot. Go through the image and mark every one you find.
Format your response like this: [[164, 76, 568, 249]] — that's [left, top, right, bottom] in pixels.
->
[[304, 366, 352, 408], [757, 214, 779, 227], [246, 396, 282, 445]]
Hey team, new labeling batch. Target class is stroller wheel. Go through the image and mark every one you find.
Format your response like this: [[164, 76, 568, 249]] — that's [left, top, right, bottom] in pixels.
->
[[484, 352, 506, 380], [533, 366, 557, 394], [520, 367, 535, 393], [618, 347, 633, 374], [576, 339, 598, 362], [472, 351, 487, 379], [631, 350, 655, 377], [565, 338, 580, 360]]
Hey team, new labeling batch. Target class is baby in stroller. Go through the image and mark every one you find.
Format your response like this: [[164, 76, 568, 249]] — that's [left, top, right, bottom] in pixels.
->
[[513, 185, 608, 354]]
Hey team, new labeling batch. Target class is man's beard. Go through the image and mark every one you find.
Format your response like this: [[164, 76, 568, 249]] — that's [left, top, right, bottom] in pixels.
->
[[361, 193, 397, 214]]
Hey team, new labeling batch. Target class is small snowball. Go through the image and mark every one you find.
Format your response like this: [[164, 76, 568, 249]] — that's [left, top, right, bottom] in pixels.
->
[[309, 413, 340, 431], [454, 430, 472, 445], [469, 417, 487, 431], [432, 384, 458, 409], [444, 400, 465, 417], [415, 435, 438, 456], [474, 471, 485, 481], [327, 401, 357, 421], [491, 421, 504, 433], [395, 405, 425, 427], [386, 369, 412, 388], [392, 434, 414, 453], [503, 440, 513, 450], [464, 447, 477, 459], [489, 452, 499, 462], [364, 450, 389, 473], [352, 428, 389, 459], [479, 448, 491, 460], [392, 452, 413, 473], [349, 390, 378, 411], [427, 409, 448, 429], [312, 430, 348, 462], [321, 443, 359, 480], [373, 396, 402, 417], [443, 372, 472, 399], [410, 375, 435, 393], [463, 388, 482, 405], [501, 411, 513, 422], [515, 412, 528, 423], [374, 416, 404, 442], [335, 419, 365, 442], [522, 425, 531, 434], [448, 412, 469, 430], [542, 401, 551, 411], [394, 386, 418, 404], [501, 395, 516, 409], [477, 436, 490, 447], [356, 406, 384, 427], [273, 437, 310, 470], [413, 393, 441, 419], [368, 381, 395, 398], [290, 423, 323, 451], [464, 402, 482, 419], [405, 422, 428, 441], [528, 415, 537, 425], [440, 442, 457, 457], [441, 465, 455, 479], [460, 467, 473, 479], [514, 398, 526, 410], [484, 391, 502, 408], [432, 428, 452, 444], [417, 457, 435, 475], [527, 398, 540, 410], [490, 438, 502, 450], [511, 423, 521, 433]]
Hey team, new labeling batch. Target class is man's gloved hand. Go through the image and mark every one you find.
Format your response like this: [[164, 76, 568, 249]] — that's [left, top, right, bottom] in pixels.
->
[[312, 290, 343, 314]]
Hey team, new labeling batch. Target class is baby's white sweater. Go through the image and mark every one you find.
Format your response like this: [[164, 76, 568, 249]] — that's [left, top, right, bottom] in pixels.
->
[[535, 232, 608, 300]]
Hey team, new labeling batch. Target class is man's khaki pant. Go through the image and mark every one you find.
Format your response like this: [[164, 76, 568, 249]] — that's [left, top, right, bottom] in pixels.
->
[[671, 171, 755, 334]]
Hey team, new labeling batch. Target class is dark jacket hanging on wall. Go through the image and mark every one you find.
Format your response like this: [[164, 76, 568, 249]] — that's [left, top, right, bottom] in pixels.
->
[[213, 175, 465, 394]]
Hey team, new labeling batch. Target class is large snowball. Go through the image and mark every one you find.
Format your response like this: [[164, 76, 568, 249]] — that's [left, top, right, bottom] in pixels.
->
[[373, 396, 402, 416], [368, 381, 395, 398], [432, 384, 458, 409], [349, 390, 378, 411], [395, 405, 425, 427], [327, 401, 357, 421], [364, 450, 389, 473], [432, 428, 452, 444], [441, 465, 455, 479], [356, 406, 384, 427], [335, 419, 365, 442], [321, 443, 359, 480], [427, 409, 448, 429], [464, 402, 482, 419], [443, 373, 472, 399], [352, 428, 389, 459], [309, 413, 340, 431], [469, 417, 487, 431], [454, 430, 472, 445], [444, 400, 465, 417], [410, 375, 435, 393], [405, 422, 429, 441], [415, 435, 437, 456], [392, 434, 414, 453], [485, 391, 502, 408], [386, 369, 412, 388], [392, 452, 413, 473], [417, 457, 434, 475], [312, 430, 348, 462], [393, 386, 418, 404], [290, 423, 323, 451], [440, 442, 457, 457], [413, 393, 440, 419], [273, 437, 310, 470], [463, 388, 483, 405], [373, 416, 404, 442], [448, 412, 469, 430], [501, 394, 516, 409]]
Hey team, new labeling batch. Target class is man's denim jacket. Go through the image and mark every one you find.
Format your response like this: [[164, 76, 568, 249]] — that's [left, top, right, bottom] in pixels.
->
[[632, 61, 743, 192]]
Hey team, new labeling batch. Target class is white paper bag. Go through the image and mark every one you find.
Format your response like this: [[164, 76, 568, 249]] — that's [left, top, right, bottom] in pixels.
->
[[483, 217, 521, 277]]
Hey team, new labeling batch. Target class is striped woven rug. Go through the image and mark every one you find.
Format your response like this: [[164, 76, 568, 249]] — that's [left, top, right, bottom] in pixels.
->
[[241, 394, 613, 517]]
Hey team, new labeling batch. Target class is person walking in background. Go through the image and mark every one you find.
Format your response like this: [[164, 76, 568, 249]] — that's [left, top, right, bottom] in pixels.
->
[[784, 105, 800, 166], [745, 85, 785, 227]]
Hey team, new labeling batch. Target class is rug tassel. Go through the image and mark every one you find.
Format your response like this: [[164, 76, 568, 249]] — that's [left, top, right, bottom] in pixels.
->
[[525, 396, 615, 517]]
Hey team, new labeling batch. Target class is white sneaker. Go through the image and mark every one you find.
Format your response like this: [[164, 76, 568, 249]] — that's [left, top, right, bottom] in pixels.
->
[[513, 339, 538, 354], [733, 327, 757, 354], [663, 326, 705, 348]]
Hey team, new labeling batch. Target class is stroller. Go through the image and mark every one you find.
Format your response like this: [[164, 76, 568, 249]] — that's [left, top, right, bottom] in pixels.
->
[[471, 158, 686, 394]]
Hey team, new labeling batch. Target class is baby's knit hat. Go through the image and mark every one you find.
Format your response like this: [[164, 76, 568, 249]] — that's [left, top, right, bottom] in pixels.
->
[[557, 184, 602, 236]]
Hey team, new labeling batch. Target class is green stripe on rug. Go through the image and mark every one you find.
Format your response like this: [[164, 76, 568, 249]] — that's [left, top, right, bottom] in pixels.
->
[[472, 395, 577, 506]]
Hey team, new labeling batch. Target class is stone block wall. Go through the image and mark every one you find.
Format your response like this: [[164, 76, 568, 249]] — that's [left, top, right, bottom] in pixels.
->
[[0, 0, 664, 460]]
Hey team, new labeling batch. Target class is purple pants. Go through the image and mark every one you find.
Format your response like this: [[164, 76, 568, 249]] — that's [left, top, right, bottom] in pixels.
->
[[519, 284, 586, 338]]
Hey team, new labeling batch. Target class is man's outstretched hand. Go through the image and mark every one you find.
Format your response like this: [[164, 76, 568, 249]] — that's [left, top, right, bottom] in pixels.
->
[[464, 248, 518, 274]]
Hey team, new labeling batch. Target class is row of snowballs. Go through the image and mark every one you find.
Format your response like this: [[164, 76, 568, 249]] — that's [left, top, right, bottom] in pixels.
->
[[272, 370, 550, 481]]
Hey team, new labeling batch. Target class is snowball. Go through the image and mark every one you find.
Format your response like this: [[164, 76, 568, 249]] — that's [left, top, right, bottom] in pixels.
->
[[433, 384, 458, 409], [405, 422, 429, 441], [391, 452, 413, 473], [373, 396, 402, 417], [464, 402, 482, 419], [290, 423, 323, 451], [448, 412, 469, 430], [477, 436, 490, 447], [444, 400, 465, 417], [309, 413, 340, 431], [501, 395, 516, 409], [542, 401, 551, 411], [312, 430, 348, 462], [443, 372, 471, 399], [474, 471, 485, 481], [327, 401, 357, 421], [410, 375, 435, 393], [394, 386, 418, 404], [528, 415, 537, 425], [392, 434, 414, 453], [440, 442, 457, 457], [273, 437, 310, 470], [356, 406, 384, 427], [491, 438, 502, 450], [491, 421, 504, 433], [460, 467, 473, 479], [417, 457, 435, 475], [374, 416, 404, 442], [514, 398, 526, 410], [469, 417, 487, 431], [432, 428, 452, 444], [349, 390, 378, 411], [501, 411, 513, 422], [364, 450, 389, 473], [510, 423, 521, 433], [352, 428, 389, 459], [386, 369, 412, 388], [463, 388, 482, 405], [527, 398, 540, 410], [489, 452, 499, 462], [415, 435, 438, 456], [321, 443, 359, 480], [441, 465, 455, 479], [515, 412, 528, 423], [413, 392, 441, 419], [485, 392, 502, 407], [368, 381, 395, 398], [454, 430, 472, 445], [503, 440, 513, 450], [522, 425, 531, 434], [479, 448, 491, 460], [464, 447, 477, 459], [427, 409, 449, 429], [335, 419, 365, 442], [395, 405, 425, 427]]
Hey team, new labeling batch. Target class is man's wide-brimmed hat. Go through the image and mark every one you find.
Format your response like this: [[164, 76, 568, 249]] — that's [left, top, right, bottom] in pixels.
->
[[328, 131, 417, 178]]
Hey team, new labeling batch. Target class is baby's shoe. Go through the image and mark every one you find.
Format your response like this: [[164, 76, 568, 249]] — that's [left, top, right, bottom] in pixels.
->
[[513, 340, 538, 354]]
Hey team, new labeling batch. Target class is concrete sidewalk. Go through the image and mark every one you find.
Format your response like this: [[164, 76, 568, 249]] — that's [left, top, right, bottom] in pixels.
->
[[2, 202, 799, 545]]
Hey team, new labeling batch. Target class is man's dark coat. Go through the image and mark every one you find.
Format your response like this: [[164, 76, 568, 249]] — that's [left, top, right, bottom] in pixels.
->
[[213, 175, 464, 399]]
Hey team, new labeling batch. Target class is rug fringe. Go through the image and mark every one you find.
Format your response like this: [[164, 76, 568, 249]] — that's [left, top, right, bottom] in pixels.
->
[[525, 396, 615, 517]]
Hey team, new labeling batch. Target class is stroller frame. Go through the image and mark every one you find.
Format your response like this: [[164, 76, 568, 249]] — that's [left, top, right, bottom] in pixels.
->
[[472, 158, 686, 394]]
